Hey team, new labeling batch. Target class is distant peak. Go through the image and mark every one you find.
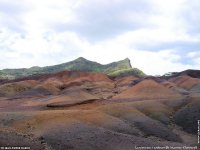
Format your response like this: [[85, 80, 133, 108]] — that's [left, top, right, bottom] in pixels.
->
[[76, 57, 87, 61], [124, 58, 130, 61], [29, 66, 40, 69], [119, 58, 132, 68]]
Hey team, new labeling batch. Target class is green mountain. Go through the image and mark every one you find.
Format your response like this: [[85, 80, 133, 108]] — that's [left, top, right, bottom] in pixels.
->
[[0, 57, 145, 79]]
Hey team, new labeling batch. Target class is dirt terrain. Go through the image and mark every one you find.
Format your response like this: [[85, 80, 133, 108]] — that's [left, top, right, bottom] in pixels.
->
[[0, 71, 199, 150]]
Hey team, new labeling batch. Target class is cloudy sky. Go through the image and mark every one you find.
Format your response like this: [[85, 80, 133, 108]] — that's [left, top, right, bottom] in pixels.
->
[[0, 0, 200, 75]]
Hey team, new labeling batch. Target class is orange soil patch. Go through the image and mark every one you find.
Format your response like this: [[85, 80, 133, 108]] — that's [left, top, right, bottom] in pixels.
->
[[10, 110, 79, 134], [113, 79, 182, 100], [97, 103, 144, 118], [0, 80, 39, 96], [33, 83, 60, 95], [162, 81, 177, 89], [46, 90, 99, 107], [169, 75, 200, 90], [133, 100, 172, 114], [0, 71, 114, 97], [43, 71, 113, 83], [115, 76, 139, 86]]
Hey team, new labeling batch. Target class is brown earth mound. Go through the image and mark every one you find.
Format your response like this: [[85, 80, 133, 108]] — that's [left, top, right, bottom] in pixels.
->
[[0, 80, 39, 97], [0, 71, 114, 97], [113, 79, 182, 100], [115, 76, 139, 86], [114, 76, 139, 93], [33, 71, 113, 83], [46, 90, 99, 107], [161, 81, 189, 95], [169, 75, 200, 90], [0, 70, 199, 149]]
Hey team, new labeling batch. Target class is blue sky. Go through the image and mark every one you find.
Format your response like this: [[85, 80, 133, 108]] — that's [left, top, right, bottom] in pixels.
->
[[0, 0, 200, 75]]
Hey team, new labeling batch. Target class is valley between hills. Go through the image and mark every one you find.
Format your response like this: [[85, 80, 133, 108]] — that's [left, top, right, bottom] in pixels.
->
[[0, 58, 199, 150]]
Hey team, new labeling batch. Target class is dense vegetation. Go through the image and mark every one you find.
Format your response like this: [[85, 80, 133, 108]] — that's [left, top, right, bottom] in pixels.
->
[[0, 57, 145, 79]]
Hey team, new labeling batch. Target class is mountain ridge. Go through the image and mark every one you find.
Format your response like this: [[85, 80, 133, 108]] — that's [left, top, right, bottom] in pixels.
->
[[0, 57, 145, 79]]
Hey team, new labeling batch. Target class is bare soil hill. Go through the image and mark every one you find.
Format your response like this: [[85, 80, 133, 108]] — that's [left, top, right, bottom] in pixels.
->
[[0, 71, 199, 150], [113, 79, 182, 100]]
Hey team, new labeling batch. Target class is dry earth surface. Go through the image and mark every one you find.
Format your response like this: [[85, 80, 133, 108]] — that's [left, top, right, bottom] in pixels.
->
[[0, 71, 200, 150]]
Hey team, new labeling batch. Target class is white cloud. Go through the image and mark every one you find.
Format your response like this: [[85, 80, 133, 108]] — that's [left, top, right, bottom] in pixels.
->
[[187, 51, 200, 58], [78, 38, 197, 75], [0, 0, 200, 75]]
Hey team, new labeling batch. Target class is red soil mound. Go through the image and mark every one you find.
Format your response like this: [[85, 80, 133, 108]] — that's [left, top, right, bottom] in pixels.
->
[[169, 75, 200, 90], [0, 71, 114, 97], [114, 76, 139, 93], [113, 79, 182, 100], [115, 76, 139, 86], [37, 71, 113, 83], [0, 80, 39, 96], [46, 90, 99, 107]]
